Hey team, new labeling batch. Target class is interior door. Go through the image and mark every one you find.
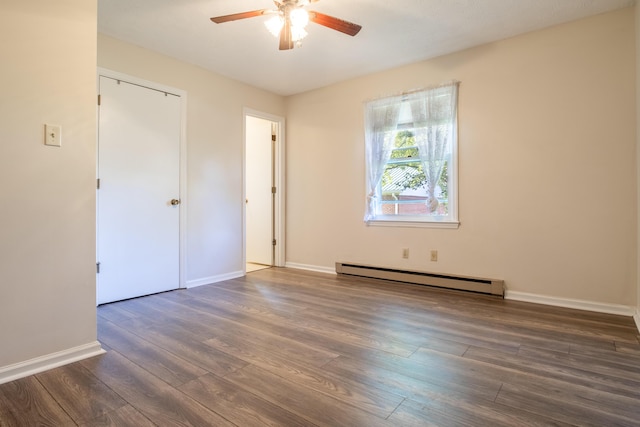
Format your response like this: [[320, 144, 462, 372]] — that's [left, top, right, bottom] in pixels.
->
[[246, 116, 274, 266], [97, 76, 181, 304]]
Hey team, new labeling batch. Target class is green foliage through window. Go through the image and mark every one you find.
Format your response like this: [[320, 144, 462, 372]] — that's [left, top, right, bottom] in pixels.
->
[[381, 131, 448, 196]]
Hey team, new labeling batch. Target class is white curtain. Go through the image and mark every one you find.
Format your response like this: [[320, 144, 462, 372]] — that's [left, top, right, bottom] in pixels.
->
[[408, 83, 458, 213], [364, 97, 402, 220]]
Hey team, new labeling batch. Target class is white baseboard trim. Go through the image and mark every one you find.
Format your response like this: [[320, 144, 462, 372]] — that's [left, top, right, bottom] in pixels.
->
[[0, 341, 105, 385], [506, 291, 635, 317], [634, 309, 640, 334], [186, 270, 244, 289], [284, 262, 336, 275]]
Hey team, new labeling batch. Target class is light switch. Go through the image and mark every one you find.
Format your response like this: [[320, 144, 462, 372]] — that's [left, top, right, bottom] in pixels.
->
[[44, 124, 61, 147]]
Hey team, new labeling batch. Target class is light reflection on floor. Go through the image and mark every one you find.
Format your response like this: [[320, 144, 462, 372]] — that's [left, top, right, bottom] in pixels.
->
[[246, 262, 271, 273]]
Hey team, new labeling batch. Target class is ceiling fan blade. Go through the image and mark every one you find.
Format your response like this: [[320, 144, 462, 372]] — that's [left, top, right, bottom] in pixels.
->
[[279, 18, 294, 50], [210, 9, 271, 24], [309, 11, 362, 36]]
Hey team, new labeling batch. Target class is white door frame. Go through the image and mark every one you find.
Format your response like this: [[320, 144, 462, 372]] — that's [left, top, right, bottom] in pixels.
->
[[243, 108, 286, 269], [97, 67, 188, 291]]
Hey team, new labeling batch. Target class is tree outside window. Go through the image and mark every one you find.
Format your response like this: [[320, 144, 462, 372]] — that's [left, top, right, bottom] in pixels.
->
[[380, 130, 449, 216]]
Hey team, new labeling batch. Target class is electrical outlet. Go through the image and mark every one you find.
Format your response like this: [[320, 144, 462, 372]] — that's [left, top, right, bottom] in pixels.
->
[[402, 248, 409, 259], [430, 250, 438, 262]]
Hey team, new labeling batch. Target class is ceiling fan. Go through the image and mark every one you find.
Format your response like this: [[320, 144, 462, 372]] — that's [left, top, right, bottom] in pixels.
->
[[210, 0, 362, 50]]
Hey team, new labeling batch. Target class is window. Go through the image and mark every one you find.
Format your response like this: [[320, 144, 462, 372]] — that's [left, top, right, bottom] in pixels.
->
[[364, 82, 459, 227]]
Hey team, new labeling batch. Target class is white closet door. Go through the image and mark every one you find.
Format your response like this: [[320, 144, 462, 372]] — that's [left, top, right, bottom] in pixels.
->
[[97, 76, 181, 304]]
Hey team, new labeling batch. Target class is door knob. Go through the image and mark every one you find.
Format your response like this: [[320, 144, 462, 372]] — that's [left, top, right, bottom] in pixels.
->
[[170, 199, 181, 206]]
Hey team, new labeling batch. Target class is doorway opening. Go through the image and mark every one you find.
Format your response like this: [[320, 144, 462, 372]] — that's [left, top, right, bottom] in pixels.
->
[[244, 109, 285, 273]]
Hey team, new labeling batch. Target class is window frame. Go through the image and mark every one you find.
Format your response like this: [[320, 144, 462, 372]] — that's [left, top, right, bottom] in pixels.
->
[[364, 84, 459, 229]]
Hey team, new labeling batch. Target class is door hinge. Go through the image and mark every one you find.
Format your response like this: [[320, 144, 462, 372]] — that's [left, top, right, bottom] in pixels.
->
[[97, 94, 101, 106], [272, 239, 276, 246], [272, 186, 276, 194], [97, 178, 100, 189], [96, 262, 101, 274], [271, 134, 276, 142]]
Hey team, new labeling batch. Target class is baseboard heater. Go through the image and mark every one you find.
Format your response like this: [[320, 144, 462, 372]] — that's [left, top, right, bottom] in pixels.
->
[[335, 262, 504, 297]]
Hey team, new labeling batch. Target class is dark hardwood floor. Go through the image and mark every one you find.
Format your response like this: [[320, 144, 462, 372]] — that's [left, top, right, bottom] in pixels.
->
[[1, 267, 640, 426]]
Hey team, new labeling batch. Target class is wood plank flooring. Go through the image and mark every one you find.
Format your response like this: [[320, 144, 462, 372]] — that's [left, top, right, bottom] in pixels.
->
[[1, 267, 639, 426]]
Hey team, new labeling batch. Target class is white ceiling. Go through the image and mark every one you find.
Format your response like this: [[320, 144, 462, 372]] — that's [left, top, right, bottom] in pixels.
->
[[98, 0, 634, 96]]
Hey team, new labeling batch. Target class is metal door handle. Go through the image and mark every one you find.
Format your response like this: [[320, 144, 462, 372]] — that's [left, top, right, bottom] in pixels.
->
[[170, 199, 181, 206]]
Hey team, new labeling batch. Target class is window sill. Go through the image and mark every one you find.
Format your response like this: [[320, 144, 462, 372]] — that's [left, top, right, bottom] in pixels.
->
[[365, 219, 460, 229]]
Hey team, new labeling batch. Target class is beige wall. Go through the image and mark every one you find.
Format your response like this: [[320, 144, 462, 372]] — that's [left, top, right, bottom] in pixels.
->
[[285, 8, 637, 307], [98, 35, 286, 284], [0, 0, 98, 367]]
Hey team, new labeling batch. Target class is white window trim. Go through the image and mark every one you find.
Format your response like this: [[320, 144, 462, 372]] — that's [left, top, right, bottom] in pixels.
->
[[366, 218, 460, 229], [364, 82, 460, 228]]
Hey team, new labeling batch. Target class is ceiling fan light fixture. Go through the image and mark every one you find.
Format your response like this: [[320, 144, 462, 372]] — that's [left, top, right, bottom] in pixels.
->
[[291, 26, 308, 42], [265, 10, 308, 43], [289, 8, 309, 28], [265, 15, 284, 37]]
